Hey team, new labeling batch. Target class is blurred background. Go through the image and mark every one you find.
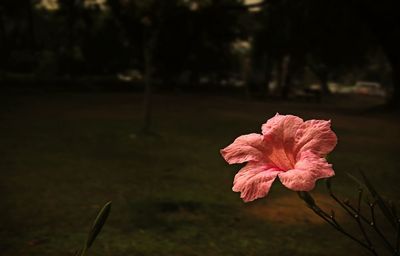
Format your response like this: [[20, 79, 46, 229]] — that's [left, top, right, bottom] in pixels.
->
[[1, 0, 400, 255]]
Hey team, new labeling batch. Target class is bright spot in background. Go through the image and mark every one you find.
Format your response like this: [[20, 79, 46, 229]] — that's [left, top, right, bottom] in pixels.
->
[[37, 0, 107, 11], [37, 0, 262, 12], [245, 0, 263, 12], [37, 0, 59, 11], [84, 0, 108, 10]]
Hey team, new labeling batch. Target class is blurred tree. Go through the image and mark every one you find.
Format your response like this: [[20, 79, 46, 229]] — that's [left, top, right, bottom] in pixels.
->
[[58, 0, 76, 50], [250, 0, 307, 99], [0, 0, 39, 73], [57, 0, 85, 75], [253, 0, 400, 106], [0, 6, 7, 74], [106, 0, 245, 133], [351, 0, 400, 108], [251, 0, 371, 99], [179, 0, 245, 86], [6, 0, 396, 111], [80, 12, 130, 74], [40, 0, 124, 76], [25, 0, 37, 51], [302, 0, 370, 95], [106, 0, 168, 133]]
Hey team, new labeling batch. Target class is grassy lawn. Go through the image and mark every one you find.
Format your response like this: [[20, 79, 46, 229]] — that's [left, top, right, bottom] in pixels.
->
[[1, 92, 399, 256]]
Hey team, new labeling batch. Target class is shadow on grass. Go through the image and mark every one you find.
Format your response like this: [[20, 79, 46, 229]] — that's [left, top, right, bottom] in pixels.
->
[[125, 199, 241, 231]]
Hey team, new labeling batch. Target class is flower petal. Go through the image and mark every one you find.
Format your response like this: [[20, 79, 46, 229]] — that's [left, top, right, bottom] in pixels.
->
[[295, 119, 337, 156], [278, 151, 334, 191], [261, 113, 304, 137], [261, 114, 304, 170], [220, 133, 265, 164], [233, 162, 281, 202]]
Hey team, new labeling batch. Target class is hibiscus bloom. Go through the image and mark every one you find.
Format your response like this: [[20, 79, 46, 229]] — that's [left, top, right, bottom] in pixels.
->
[[220, 114, 337, 202]]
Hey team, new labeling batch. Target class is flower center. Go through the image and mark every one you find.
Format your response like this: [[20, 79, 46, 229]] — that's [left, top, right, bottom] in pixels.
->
[[267, 146, 295, 171]]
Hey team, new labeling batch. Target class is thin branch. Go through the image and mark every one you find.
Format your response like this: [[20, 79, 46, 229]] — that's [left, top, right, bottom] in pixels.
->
[[327, 181, 378, 255], [357, 189, 363, 213], [396, 219, 400, 253], [307, 204, 375, 253], [330, 185, 397, 255], [354, 189, 375, 253], [368, 203, 398, 255], [298, 191, 375, 254]]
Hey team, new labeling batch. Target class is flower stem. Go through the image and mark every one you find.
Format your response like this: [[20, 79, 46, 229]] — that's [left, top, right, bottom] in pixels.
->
[[298, 192, 377, 255]]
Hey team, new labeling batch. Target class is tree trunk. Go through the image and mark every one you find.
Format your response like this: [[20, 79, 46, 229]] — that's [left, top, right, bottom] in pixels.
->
[[386, 56, 400, 108], [67, 2, 76, 50], [65, 0, 76, 75], [275, 57, 283, 95], [25, 0, 36, 51], [257, 52, 272, 99], [142, 26, 159, 134], [0, 8, 6, 47], [318, 70, 331, 95], [375, 39, 400, 109], [264, 54, 273, 98], [308, 64, 331, 95], [242, 56, 251, 100], [249, 51, 270, 99], [142, 44, 153, 133], [281, 55, 292, 100], [0, 7, 7, 74]]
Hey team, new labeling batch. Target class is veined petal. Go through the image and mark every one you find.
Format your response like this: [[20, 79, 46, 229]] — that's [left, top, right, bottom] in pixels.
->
[[261, 113, 304, 137], [261, 114, 303, 170], [295, 119, 337, 156], [233, 162, 281, 202], [220, 133, 265, 164], [278, 151, 334, 191]]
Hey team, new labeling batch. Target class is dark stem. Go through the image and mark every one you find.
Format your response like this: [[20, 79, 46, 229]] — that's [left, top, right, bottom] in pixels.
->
[[346, 201, 397, 254], [396, 219, 400, 253], [329, 182, 397, 255], [309, 204, 376, 254], [298, 192, 376, 255], [354, 189, 374, 251], [367, 203, 399, 255], [329, 187, 376, 252]]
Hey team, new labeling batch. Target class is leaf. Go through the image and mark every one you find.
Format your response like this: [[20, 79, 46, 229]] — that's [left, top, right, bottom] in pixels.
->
[[85, 201, 112, 249], [360, 171, 396, 228]]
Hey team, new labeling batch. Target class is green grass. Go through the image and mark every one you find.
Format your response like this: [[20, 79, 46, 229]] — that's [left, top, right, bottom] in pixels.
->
[[1, 92, 399, 256]]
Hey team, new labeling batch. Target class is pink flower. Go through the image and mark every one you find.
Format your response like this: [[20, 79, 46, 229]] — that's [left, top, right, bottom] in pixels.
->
[[220, 114, 337, 202]]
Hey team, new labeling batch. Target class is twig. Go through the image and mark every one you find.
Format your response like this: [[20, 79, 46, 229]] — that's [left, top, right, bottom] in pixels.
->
[[298, 191, 376, 255], [328, 178, 400, 255], [353, 189, 375, 252], [396, 219, 400, 253], [368, 202, 399, 255], [308, 204, 376, 254]]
